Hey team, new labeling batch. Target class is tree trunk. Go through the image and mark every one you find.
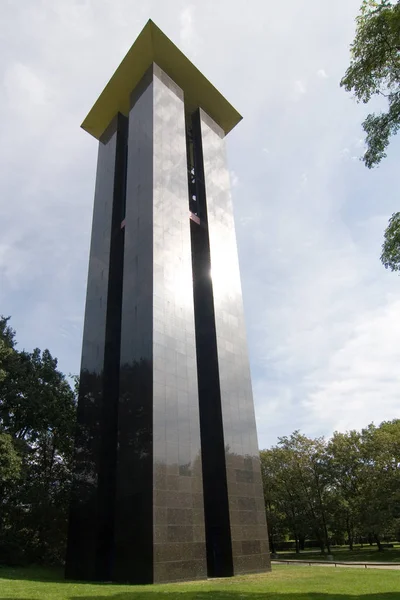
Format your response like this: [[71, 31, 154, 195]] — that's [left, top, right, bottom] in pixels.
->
[[346, 516, 353, 550], [324, 524, 331, 554], [375, 534, 383, 551], [317, 534, 325, 554], [269, 535, 275, 554], [299, 535, 305, 551], [266, 500, 276, 555], [314, 472, 331, 554], [0, 487, 3, 537]]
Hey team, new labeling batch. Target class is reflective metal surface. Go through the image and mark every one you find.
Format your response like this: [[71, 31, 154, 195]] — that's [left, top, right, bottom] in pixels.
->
[[115, 65, 207, 584], [190, 110, 234, 578], [66, 114, 127, 581], [67, 63, 268, 585], [114, 72, 154, 583], [198, 109, 270, 574]]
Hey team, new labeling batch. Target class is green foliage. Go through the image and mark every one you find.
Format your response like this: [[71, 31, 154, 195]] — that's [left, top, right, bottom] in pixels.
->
[[326, 430, 365, 549], [381, 212, 400, 270], [261, 420, 400, 552], [0, 316, 76, 566], [0, 317, 15, 383], [358, 421, 400, 545], [0, 432, 20, 484], [261, 433, 333, 554], [341, 0, 400, 168]]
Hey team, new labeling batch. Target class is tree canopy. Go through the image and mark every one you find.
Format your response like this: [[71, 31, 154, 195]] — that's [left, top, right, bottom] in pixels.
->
[[0, 316, 76, 565], [381, 211, 400, 270], [341, 0, 400, 168], [261, 420, 400, 554]]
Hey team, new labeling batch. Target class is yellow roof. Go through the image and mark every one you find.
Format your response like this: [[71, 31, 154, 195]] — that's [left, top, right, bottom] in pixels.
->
[[81, 20, 242, 140]]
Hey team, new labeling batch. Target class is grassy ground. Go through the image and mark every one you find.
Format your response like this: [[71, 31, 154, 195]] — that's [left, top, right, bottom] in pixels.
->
[[1, 564, 400, 600], [276, 544, 400, 563]]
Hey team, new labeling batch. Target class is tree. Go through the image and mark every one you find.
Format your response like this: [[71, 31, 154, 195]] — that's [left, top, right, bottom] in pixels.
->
[[260, 421, 400, 555], [0, 317, 15, 383], [326, 431, 365, 550], [0, 432, 20, 485], [0, 432, 21, 540], [260, 432, 334, 554], [358, 420, 400, 548], [0, 316, 76, 564], [341, 0, 400, 169], [279, 433, 333, 554], [381, 212, 400, 271], [260, 449, 292, 553]]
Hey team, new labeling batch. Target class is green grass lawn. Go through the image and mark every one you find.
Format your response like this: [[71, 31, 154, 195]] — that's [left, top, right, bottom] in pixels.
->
[[276, 544, 400, 563], [0, 564, 400, 600]]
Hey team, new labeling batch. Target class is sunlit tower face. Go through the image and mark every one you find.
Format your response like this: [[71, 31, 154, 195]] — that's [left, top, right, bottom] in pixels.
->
[[66, 20, 270, 585]]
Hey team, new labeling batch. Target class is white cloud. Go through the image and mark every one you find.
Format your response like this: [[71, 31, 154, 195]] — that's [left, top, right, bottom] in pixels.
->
[[179, 5, 201, 55], [305, 297, 400, 433], [300, 172, 308, 185], [340, 147, 360, 161], [244, 166, 400, 445], [230, 170, 239, 187], [4, 63, 49, 108], [317, 68, 329, 78], [179, 6, 193, 42], [294, 79, 307, 97]]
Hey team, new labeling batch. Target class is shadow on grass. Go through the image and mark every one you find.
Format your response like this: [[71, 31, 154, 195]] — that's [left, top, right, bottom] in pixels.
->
[[70, 594, 400, 600], [0, 565, 64, 582], [277, 550, 400, 563], [2, 594, 400, 600]]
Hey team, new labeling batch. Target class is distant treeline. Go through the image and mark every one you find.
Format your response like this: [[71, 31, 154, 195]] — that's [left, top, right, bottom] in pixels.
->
[[260, 423, 400, 554]]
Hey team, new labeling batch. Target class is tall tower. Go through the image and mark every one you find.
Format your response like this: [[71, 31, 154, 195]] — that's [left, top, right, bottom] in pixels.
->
[[66, 20, 270, 584]]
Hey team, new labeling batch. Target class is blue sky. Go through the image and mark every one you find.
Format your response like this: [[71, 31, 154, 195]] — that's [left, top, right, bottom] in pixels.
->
[[1, 0, 400, 448]]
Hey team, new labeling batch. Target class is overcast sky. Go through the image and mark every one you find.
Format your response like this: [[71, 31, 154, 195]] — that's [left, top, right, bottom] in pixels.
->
[[1, 0, 400, 448]]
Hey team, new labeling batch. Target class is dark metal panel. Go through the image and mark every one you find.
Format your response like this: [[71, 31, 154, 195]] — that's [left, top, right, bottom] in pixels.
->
[[152, 65, 207, 583], [114, 65, 207, 584], [198, 109, 270, 575], [66, 113, 127, 581], [114, 77, 154, 584], [190, 110, 234, 578], [95, 114, 128, 580]]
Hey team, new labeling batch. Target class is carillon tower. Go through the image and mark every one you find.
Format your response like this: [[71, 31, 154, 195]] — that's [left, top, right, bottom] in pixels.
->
[[66, 19, 270, 584]]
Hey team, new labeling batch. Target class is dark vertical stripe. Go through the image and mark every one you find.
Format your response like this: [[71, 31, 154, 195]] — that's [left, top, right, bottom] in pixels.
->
[[95, 113, 128, 580], [189, 110, 233, 578], [114, 73, 154, 584], [66, 116, 122, 581], [198, 108, 270, 575]]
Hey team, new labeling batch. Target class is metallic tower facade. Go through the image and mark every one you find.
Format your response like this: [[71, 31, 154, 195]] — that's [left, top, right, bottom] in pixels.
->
[[66, 21, 270, 584]]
